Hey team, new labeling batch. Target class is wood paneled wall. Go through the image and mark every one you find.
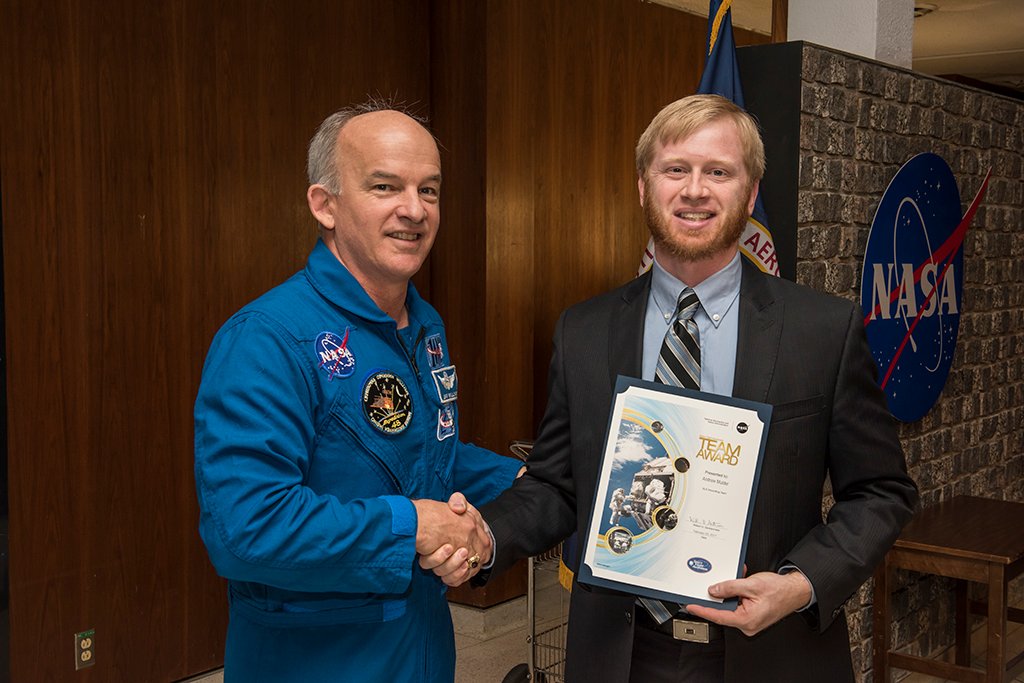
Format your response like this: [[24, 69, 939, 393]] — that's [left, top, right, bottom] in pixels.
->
[[1, 0, 769, 678], [434, 0, 766, 607], [0, 1, 428, 679], [435, 0, 769, 452]]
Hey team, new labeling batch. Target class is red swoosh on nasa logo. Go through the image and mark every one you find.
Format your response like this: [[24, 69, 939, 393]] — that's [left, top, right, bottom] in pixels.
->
[[870, 170, 991, 390]]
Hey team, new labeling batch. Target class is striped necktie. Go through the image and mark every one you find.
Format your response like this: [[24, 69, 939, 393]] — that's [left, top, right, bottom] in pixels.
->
[[637, 287, 701, 625], [655, 288, 701, 390]]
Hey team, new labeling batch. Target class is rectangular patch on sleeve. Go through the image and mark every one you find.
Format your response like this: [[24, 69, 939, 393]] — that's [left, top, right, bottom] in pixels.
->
[[425, 333, 446, 369], [431, 365, 458, 403], [436, 404, 456, 441]]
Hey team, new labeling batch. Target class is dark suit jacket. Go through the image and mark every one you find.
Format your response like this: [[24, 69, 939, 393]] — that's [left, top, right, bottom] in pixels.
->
[[482, 258, 918, 683]]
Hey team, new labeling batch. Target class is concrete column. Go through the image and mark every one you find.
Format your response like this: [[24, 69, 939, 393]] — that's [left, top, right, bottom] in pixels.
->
[[787, 0, 914, 68]]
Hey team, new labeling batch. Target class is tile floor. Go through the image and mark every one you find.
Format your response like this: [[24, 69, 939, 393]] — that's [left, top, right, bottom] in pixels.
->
[[452, 559, 568, 683], [895, 618, 1024, 683], [185, 572, 1024, 683]]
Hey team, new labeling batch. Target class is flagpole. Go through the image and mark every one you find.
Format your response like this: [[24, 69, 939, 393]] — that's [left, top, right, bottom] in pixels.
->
[[771, 0, 788, 42]]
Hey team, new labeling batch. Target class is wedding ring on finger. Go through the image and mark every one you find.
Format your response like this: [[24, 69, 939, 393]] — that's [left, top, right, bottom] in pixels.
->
[[467, 554, 481, 570]]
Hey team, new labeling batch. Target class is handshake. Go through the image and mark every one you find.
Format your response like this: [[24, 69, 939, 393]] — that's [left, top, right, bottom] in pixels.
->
[[413, 493, 491, 587]]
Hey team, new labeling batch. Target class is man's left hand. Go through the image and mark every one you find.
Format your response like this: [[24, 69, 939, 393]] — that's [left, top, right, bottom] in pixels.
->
[[683, 570, 812, 637]]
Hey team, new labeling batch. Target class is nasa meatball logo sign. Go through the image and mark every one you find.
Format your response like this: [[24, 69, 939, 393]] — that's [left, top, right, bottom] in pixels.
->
[[860, 153, 990, 423]]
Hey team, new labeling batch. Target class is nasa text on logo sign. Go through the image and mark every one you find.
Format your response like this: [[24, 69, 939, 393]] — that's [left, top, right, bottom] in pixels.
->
[[859, 153, 988, 423]]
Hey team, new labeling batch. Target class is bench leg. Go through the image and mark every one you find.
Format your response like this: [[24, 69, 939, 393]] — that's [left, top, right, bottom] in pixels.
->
[[956, 578, 971, 666], [985, 564, 1006, 683], [873, 561, 892, 683]]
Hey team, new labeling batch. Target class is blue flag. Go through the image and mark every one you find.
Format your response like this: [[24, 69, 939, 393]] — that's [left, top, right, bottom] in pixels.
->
[[639, 0, 779, 277], [697, 0, 748, 104], [699, 0, 778, 276]]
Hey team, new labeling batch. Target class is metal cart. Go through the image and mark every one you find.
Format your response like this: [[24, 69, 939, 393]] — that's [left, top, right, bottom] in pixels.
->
[[502, 441, 570, 683]]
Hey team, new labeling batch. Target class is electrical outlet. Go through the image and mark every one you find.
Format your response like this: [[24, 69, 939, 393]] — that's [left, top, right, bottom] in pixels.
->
[[75, 629, 95, 670]]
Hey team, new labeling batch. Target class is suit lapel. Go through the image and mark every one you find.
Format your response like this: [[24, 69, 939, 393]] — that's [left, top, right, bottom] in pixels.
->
[[733, 258, 783, 403], [607, 271, 651, 389]]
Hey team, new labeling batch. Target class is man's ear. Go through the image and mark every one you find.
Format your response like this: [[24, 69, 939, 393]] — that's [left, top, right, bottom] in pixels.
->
[[307, 185, 336, 229], [746, 179, 760, 215], [637, 175, 646, 208]]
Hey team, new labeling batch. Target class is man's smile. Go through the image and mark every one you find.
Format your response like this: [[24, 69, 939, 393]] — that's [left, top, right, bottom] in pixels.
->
[[674, 210, 714, 222]]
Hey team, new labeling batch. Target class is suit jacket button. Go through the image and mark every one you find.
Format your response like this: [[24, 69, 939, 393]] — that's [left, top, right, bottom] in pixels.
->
[[625, 611, 632, 624]]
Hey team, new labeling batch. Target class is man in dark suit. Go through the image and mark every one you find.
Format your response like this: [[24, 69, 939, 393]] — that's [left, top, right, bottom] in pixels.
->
[[424, 94, 917, 682]]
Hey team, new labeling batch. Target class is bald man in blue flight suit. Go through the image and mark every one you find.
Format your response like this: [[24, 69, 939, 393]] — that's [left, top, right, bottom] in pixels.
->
[[194, 103, 522, 682]]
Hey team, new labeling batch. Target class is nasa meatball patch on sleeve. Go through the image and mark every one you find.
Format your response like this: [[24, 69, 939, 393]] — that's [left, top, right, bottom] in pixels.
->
[[314, 329, 356, 380]]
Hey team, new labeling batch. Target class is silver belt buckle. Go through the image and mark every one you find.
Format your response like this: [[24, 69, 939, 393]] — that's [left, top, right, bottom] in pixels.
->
[[671, 619, 710, 643]]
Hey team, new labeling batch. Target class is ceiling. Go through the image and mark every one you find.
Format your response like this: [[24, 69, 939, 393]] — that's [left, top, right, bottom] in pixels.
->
[[648, 0, 1024, 98]]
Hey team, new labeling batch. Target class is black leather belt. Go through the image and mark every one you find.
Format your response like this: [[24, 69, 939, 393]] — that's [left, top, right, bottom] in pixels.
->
[[636, 608, 724, 643]]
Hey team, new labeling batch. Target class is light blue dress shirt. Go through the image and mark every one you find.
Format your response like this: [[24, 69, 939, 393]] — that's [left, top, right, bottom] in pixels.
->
[[642, 252, 741, 392]]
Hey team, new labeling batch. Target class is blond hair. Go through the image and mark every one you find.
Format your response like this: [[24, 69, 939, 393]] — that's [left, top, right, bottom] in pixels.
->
[[635, 94, 765, 182]]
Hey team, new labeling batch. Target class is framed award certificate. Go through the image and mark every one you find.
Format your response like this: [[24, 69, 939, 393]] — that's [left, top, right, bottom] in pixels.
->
[[577, 376, 771, 611]]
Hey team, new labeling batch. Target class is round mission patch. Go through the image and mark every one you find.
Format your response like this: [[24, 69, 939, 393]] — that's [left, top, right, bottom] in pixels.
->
[[362, 371, 413, 434]]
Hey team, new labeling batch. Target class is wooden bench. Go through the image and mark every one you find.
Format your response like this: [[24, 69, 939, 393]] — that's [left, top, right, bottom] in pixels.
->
[[872, 495, 1024, 682]]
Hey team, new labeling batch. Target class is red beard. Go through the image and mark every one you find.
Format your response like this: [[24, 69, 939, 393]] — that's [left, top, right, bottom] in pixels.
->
[[643, 180, 750, 261]]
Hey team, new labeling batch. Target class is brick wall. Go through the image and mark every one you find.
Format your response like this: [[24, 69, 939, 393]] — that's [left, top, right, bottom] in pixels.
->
[[796, 44, 1024, 681]]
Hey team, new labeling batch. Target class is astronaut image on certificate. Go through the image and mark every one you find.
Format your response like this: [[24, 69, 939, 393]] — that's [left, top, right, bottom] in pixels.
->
[[580, 377, 770, 610]]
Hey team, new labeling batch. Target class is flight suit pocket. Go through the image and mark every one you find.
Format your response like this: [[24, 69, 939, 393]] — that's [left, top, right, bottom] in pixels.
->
[[315, 393, 412, 498]]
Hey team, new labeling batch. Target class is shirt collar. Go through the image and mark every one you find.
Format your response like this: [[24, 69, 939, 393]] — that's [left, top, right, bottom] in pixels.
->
[[650, 251, 742, 328]]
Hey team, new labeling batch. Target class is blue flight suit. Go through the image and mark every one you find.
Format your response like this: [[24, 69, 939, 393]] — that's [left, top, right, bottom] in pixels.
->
[[195, 240, 521, 682]]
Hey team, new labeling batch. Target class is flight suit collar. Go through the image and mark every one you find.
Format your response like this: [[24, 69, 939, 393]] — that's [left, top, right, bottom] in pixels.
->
[[304, 239, 428, 325]]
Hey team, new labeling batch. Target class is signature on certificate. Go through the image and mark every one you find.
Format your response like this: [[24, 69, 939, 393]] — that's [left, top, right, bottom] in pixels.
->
[[688, 516, 725, 536]]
